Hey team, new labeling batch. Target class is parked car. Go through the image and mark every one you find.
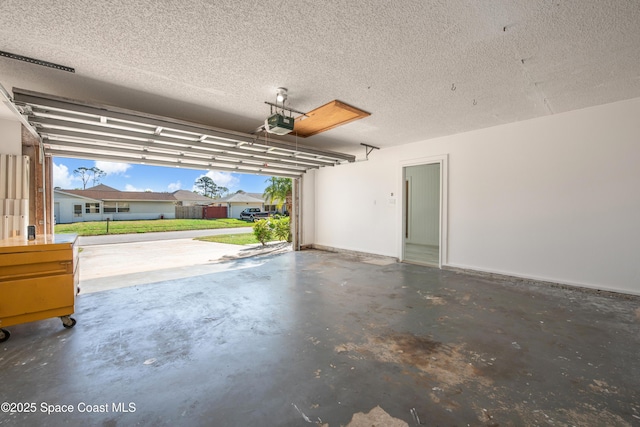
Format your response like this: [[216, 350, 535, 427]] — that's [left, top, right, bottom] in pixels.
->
[[239, 208, 270, 222]]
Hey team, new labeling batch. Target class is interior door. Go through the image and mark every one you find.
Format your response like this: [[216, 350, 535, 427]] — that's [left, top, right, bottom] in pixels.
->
[[403, 163, 440, 266]]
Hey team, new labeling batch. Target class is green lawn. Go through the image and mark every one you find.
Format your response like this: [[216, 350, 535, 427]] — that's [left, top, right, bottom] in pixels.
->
[[54, 218, 251, 236], [194, 234, 261, 245]]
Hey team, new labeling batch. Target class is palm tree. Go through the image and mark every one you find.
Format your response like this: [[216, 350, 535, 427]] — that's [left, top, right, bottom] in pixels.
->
[[263, 177, 292, 214]]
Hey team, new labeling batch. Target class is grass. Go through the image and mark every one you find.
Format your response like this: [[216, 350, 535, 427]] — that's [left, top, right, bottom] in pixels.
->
[[194, 234, 261, 245], [54, 218, 251, 236]]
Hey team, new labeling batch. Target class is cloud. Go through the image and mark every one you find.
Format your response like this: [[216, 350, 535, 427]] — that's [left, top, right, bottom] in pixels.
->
[[52, 162, 76, 188], [95, 161, 131, 175], [210, 171, 239, 189], [192, 171, 239, 192], [167, 181, 181, 192], [125, 184, 152, 192]]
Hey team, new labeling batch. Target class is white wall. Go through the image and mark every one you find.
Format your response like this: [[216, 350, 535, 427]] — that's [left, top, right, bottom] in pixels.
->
[[124, 201, 175, 220], [56, 197, 84, 224], [301, 172, 315, 246], [313, 158, 399, 257], [310, 97, 640, 295], [0, 119, 22, 155]]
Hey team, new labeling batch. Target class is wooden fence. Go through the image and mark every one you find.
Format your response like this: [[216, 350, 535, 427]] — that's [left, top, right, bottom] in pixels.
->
[[175, 205, 227, 219]]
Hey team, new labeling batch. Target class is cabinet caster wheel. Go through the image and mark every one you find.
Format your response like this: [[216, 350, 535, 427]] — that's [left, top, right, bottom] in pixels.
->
[[61, 316, 77, 329], [0, 328, 10, 343]]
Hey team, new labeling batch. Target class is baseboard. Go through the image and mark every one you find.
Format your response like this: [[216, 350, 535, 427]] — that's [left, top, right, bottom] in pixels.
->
[[306, 244, 398, 263], [303, 245, 639, 299], [444, 263, 640, 299]]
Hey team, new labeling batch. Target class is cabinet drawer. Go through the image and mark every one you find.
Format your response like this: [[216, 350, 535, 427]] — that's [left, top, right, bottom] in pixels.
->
[[0, 274, 75, 319], [0, 249, 74, 281]]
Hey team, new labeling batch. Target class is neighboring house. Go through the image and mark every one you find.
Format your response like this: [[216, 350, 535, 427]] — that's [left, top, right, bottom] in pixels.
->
[[210, 192, 265, 219], [172, 190, 214, 206], [244, 192, 286, 214], [260, 193, 288, 215], [54, 185, 210, 223]]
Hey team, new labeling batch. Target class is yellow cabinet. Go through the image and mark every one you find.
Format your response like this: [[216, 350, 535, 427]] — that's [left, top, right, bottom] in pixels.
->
[[0, 234, 79, 342]]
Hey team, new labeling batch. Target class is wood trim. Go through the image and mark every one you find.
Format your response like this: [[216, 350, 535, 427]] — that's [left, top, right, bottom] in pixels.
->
[[293, 100, 371, 138]]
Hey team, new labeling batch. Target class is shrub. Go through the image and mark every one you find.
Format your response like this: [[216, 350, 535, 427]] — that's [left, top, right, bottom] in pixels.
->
[[252, 219, 273, 246], [272, 216, 291, 242]]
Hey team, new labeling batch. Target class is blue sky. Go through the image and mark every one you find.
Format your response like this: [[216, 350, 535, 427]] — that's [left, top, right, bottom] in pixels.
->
[[52, 157, 270, 194]]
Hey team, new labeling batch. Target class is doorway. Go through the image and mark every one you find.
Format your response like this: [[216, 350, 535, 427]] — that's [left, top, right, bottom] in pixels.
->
[[54, 202, 60, 225], [402, 160, 444, 267]]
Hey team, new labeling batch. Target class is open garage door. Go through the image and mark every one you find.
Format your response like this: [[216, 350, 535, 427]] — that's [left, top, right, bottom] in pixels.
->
[[11, 88, 355, 179], [6, 87, 356, 247]]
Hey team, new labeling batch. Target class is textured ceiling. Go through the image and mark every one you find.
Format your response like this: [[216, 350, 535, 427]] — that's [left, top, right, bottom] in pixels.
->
[[0, 0, 639, 155]]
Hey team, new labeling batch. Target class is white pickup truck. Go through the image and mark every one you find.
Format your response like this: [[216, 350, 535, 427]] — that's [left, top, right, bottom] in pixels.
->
[[239, 208, 270, 221]]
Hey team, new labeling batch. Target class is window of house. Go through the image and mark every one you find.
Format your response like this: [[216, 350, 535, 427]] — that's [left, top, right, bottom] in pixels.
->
[[74, 204, 82, 217], [103, 202, 129, 213], [103, 202, 116, 213], [85, 203, 100, 214]]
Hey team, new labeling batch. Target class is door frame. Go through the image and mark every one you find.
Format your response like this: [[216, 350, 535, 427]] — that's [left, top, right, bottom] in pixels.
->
[[399, 154, 448, 267]]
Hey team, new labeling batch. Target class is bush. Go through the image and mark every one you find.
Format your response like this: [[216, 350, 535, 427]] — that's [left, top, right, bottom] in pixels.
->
[[252, 219, 273, 246], [272, 216, 291, 242]]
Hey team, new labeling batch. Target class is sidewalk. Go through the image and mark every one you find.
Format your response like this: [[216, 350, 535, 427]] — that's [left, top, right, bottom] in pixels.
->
[[77, 226, 252, 246]]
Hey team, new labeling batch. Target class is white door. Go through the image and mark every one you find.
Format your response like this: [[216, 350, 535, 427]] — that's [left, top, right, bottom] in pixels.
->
[[403, 163, 441, 266], [54, 202, 60, 224]]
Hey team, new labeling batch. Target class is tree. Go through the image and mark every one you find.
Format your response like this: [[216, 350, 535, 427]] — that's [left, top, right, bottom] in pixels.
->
[[194, 176, 228, 198], [91, 168, 106, 187], [252, 218, 273, 246], [216, 186, 229, 198], [73, 166, 106, 189], [263, 177, 292, 214]]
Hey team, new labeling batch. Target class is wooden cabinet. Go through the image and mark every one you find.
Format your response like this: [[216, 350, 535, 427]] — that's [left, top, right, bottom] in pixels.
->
[[0, 234, 79, 341]]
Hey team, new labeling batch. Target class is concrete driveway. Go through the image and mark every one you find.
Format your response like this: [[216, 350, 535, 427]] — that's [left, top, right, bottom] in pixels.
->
[[77, 228, 290, 294]]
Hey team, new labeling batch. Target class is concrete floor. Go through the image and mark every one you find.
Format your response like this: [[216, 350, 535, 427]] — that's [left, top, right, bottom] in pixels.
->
[[1, 249, 639, 426]]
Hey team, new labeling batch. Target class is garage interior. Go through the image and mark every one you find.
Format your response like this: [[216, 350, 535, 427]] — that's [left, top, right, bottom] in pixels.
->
[[1, 1, 640, 426]]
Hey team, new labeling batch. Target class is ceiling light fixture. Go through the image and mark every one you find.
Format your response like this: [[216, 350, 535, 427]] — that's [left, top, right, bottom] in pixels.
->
[[276, 87, 288, 104], [260, 87, 307, 136]]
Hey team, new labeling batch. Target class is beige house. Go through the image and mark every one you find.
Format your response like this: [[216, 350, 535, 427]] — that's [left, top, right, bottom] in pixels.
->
[[54, 185, 212, 223]]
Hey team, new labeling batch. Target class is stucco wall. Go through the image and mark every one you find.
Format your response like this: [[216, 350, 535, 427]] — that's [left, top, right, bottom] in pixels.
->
[[309, 97, 640, 295], [123, 201, 175, 220], [301, 172, 315, 246], [55, 196, 90, 224]]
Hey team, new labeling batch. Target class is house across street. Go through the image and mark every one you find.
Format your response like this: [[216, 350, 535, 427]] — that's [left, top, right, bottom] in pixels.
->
[[54, 185, 282, 223], [54, 184, 212, 223]]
